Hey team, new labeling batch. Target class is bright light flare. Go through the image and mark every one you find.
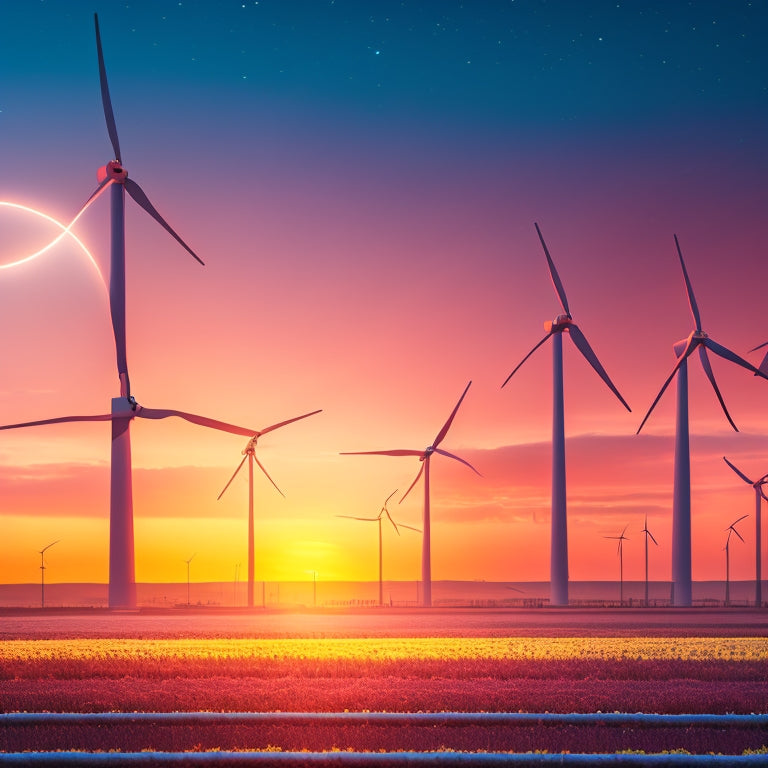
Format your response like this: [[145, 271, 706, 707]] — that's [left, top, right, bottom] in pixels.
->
[[0, 185, 111, 285]]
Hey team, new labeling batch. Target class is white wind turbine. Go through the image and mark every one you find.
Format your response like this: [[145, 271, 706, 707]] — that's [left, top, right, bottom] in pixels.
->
[[38, 540, 59, 609], [217, 410, 322, 609], [604, 526, 629, 605], [0, 15, 263, 610], [502, 223, 631, 607], [640, 515, 658, 607], [723, 457, 767, 607], [724, 515, 747, 606], [636, 235, 765, 607], [341, 381, 480, 607], [338, 489, 421, 607]]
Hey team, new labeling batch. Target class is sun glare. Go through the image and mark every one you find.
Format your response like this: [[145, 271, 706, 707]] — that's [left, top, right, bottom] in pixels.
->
[[0, 193, 110, 284]]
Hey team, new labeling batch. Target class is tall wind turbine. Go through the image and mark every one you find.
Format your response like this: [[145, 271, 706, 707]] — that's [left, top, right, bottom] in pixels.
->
[[724, 515, 747, 606], [502, 223, 631, 607], [637, 236, 765, 607], [604, 526, 629, 605], [184, 553, 196, 607], [0, 16, 265, 610], [341, 381, 480, 607], [723, 457, 767, 607], [338, 490, 421, 607], [640, 515, 658, 607], [38, 540, 59, 609], [217, 409, 322, 609]]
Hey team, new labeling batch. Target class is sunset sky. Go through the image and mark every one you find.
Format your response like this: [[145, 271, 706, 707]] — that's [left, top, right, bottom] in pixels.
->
[[1, 0, 767, 588]]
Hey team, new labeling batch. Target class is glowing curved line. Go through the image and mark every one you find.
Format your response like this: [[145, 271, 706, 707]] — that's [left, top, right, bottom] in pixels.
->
[[0, 184, 112, 283]]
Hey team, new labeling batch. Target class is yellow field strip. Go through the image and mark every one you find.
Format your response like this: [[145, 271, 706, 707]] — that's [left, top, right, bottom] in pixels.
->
[[1, 637, 764, 662]]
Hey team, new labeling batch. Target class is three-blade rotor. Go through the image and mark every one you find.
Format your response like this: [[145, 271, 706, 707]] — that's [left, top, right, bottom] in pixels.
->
[[604, 525, 629, 555], [217, 409, 322, 500], [340, 382, 481, 504], [502, 224, 630, 412], [637, 237, 766, 434], [641, 516, 658, 546], [725, 515, 748, 546]]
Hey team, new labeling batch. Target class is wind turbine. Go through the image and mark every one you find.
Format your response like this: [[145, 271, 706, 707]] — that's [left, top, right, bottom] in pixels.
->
[[640, 515, 658, 607], [604, 526, 629, 605], [341, 381, 480, 607], [0, 16, 266, 610], [723, 457, 767, 607], [217, 409, 322, 609], [338, 489, 421, 607], [637, 235, 765, 607], [724, 515, 747, 606], [184, 553, 196, 607], [38, 540, 59, 609], [502, 223, 631, 607]]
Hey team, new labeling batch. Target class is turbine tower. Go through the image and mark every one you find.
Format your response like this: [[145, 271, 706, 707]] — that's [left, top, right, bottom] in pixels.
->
[[338, 490, 421, 607], [640, 515, 658, 607], [604, 526, 629, 605], [341, 381, 480, 607], [502, 223, 631, 607], [723, 457, 767, 607], [217, 410, 322, 608], [38, 540, 59, 609], [724, 515, 747, 606], [637, 236, 765, 607]]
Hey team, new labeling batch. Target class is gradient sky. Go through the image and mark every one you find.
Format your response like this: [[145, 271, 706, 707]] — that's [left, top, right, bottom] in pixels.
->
[[1, 0, 767, 588]]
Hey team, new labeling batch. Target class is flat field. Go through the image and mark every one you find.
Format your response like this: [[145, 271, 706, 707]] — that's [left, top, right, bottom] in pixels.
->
[[1, 607, 766, 755]]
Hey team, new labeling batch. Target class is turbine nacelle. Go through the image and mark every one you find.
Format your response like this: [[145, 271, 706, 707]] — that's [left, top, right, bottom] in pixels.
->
[[544, 314, 572, 333], [241, 436, 259, 456], [97, 160, 128, 183]]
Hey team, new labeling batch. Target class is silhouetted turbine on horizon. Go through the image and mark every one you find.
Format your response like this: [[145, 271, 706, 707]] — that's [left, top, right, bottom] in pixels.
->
[[217, 410, 322, 609], [502, 223, 630, 607], [338, 489, 421, 607], [340, 381, 480, 607], [604, 526, 629, 605], [724, 515, 747, 606], [640, 515, 658, 607], [38, 540, 59, 609], [637, 235, 765, 607], [723, 457, 767, 607]]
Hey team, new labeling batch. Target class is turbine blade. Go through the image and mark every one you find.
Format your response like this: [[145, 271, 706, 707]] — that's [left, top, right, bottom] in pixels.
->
[[732, 527, 745, 543], [732, 514, 749, 526], [256, 409, 322, 436], [340, 449, 423, 457], [433, 447, 482, 476], [253, 455, 285, 497], [94, 14, 121, 162], [704, 337, 767, 379], [400, 462, 425, 504], [135, 407, 258, 437], [647, 531, 659, 546], [674, 235, 702, 331], [568, 324, 631, 411], [723, 456, 754, 486], [636, 337, 697, 434], [397, 523, 421, 533], [337, 515, 378, 522], [123, 178, 204, 265], [82, 177, 113, 210], [432, 381, 471, 449], [750, 340, 768, 352], [217, 455, 247, 500], [384, 509, 400, 535], [535, 222, 570, 316], [698, 346, 737, 431], [384, 489, 399, 507], [0, 414, 113, 431], [501, 333, 553, 388]]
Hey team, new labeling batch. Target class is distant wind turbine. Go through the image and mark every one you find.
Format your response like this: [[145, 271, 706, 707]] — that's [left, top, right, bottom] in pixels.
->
[[604, 526, 629, 605], [723, 457, 767, 607], [185, 553, 196, 607], [724, 515, 747, 606], [502, 223, 631, 607], [640, 516, 658, 607], [637, 235, 765, 607], [341, 381, 480, 607], [338, 489, 421, 607], [0, 16, 261, 610], [38, 540, 59, 609], [217, 410, 322, 608]]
